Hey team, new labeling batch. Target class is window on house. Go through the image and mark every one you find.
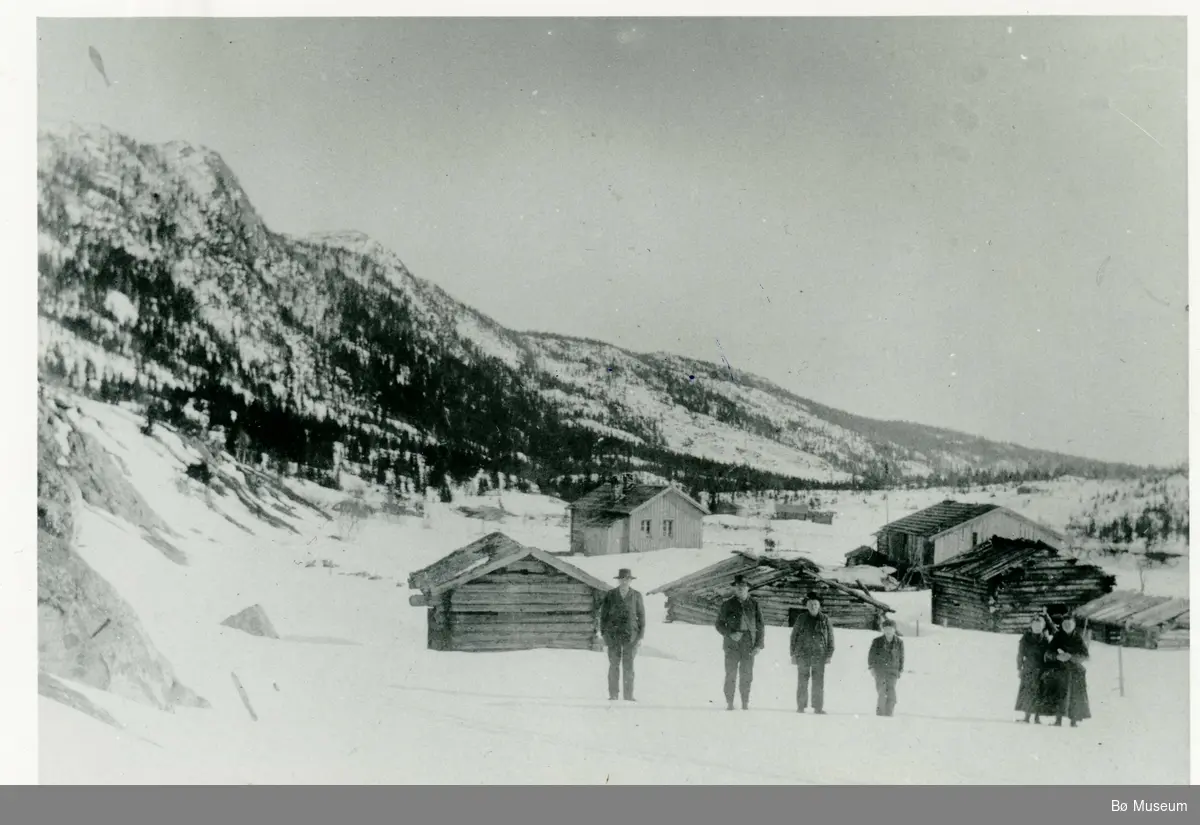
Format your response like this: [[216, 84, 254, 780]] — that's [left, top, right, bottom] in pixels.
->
[[640, 519, 652, 536], [971, 532, 979, 547], [663, 519, 674, 539]]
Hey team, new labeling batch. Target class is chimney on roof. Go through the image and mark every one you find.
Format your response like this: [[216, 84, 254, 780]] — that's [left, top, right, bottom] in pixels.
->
[[613, 475, 625, 500]]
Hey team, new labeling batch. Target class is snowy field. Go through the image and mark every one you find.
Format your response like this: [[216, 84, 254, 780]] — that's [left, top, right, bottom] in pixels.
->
[[39, 397, 1191, 784]]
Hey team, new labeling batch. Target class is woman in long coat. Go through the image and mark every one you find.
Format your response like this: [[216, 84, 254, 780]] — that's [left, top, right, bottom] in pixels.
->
[[1015, 614, 1053, 723], [1042, 614, 1092, 727]]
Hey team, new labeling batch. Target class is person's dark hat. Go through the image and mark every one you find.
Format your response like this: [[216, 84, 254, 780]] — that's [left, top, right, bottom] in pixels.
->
[[615, 568, 635, 580], [732, 574, 749, 586], [805, 590, 821, 603], [881, 618, 897, 629]]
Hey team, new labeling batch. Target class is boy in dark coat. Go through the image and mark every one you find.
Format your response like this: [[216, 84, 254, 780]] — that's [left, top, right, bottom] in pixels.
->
[[715, 574, 766, 710], [1015, 614, 1053, 723], [1043, 614, 1091, 727], [599, 568, 646, 701], [867, 618, 905, 716], [789, 591, 834, 714]]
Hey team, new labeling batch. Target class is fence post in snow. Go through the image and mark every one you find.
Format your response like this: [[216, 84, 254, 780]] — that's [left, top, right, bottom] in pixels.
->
[[1118, 621, 1127, 698]]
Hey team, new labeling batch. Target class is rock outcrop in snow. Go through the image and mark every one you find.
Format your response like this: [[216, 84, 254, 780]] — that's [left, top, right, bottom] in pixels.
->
[[60, 414, 189, 565], [38, 399, 209, 712], [220, 605, 279, 639], [38, 670, 122, 729]]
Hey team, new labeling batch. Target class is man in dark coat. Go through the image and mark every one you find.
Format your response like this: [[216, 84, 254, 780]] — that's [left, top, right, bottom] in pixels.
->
[[790, 590, 834, 714], [1043, 613, 1091, 727], [715, 574, 766, 710], [867, 618, 904, 717], [599, 568, 646, 701]]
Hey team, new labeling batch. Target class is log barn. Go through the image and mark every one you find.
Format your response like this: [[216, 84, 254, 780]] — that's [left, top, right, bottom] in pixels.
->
[[407, 532, 612, 652], [928, 537, 1115, 634], [648, 550, 895, 630], [874, 500, 1065, 581], [1072, 590, 1190, 650], [567, 475, 708, 556]]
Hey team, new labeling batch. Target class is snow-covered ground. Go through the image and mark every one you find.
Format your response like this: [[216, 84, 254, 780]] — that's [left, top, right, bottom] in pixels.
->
[[39, 397, 1190, 784]]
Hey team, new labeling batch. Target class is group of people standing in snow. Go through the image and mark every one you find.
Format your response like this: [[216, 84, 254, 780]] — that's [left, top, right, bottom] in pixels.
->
[[600, 568, 1094, 724], [715, 575, 904, 715], [1015, 610, 1092, 728], [598, 568, 904, 717]]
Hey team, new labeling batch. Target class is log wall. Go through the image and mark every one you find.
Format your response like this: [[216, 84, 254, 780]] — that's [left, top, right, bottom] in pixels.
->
[[931, 565, 1114, 634], [665, 577, 884, 631], [434, 557, 603, 652]]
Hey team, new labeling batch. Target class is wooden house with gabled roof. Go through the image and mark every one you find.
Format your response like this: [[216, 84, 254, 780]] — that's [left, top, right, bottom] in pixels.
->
[[927, 536, 1115, 634], [407, 532, 613, 652], [874, 499, 1065, 581], [649, 550, 895, 630], [568, 475, 708, 556]]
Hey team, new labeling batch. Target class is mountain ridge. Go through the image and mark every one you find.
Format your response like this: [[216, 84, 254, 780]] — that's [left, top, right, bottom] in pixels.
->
[[36, 120, 1149, 497]]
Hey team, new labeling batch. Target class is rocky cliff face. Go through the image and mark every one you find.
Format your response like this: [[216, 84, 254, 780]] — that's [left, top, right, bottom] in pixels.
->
[[37, 397, 208, 712], [36, 121, 1139, 495]]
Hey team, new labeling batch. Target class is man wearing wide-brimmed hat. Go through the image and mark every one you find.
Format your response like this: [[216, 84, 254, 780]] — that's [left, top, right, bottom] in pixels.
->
[[715, 573, 766, 710], [789, 590, 835, 714], [599, 568, 646, 701]]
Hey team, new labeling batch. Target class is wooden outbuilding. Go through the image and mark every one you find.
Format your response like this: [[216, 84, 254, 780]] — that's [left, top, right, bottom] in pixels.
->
[[648, 550, 895, 630], [874, 499, 1065, 580], [1072, 590, 1190, 650], [773, 502, 811, 521], [568, 476, 708, 556], [407, 532, 612, 652], [928, 537, 1115, 634], [709, 499, 745, 516]]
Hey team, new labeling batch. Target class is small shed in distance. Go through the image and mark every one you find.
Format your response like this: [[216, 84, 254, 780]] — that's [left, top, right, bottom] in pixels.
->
[[1073, 590, 1190, 650], [845, 545, 890, 567], [710, 499, 746, 517], [928, 537, 1115, 634], [649, 550, 894, 630], [773, 502, 811, 521], [407, 532, 612, 652]]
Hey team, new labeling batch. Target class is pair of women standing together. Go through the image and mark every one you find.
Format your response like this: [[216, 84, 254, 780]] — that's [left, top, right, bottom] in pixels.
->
[[1015, 612, 1091, 727]]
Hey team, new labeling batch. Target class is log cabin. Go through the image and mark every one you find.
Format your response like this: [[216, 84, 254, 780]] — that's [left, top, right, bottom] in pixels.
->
[[648, 550, 894, 630], [874, 499, 1065, 583], [927, 537, 1115, 634], [1072, 590, 1190, 650], [407, 532, 612, 652], [567, 475, 708, 556]]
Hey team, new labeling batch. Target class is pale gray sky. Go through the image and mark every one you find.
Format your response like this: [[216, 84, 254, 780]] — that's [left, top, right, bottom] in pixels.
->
[[37, 17, 1187, 467]]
